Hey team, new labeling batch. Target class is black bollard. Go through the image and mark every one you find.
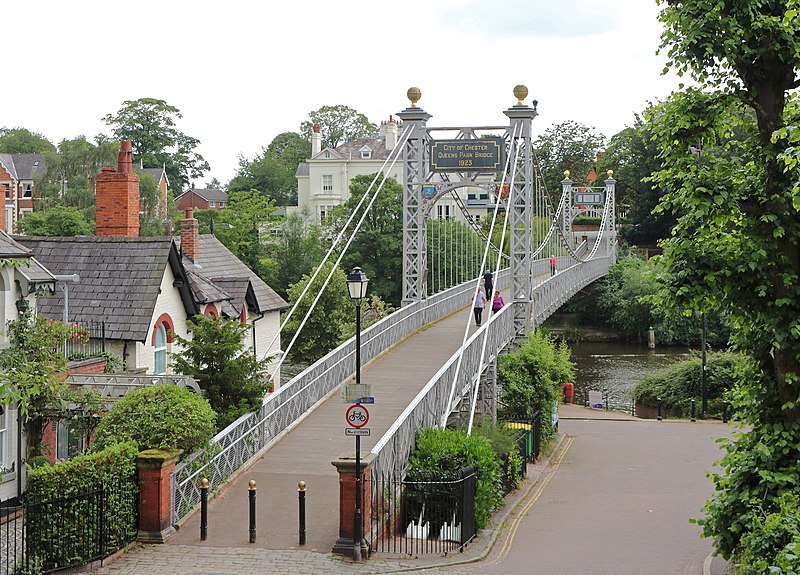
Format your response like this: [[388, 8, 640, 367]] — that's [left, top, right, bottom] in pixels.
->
[[691, 399, 696, 422], [657, 397, 663, 421], [605, 394, 609, 411], [248, 480, 257, 543], [298, 481, 307, 546], [723, 402, 729, 424], [200, 477, 209, 541]]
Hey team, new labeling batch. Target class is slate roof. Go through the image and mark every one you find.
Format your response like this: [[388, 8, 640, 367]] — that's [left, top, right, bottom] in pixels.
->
[[0, 230, 33, 257], [332, 137, 392, 161], [0, 154, 46, 180], [16, 236, 196, 342], [295, 162, 309, 177], [176, 234, 288, 314], [177, 188, 227, 202], [137, 167, 168, 186]]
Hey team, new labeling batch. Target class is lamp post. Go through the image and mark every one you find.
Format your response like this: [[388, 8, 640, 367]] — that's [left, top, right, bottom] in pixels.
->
[[346, 266, 369, 561], [690, 143, 709, 419]]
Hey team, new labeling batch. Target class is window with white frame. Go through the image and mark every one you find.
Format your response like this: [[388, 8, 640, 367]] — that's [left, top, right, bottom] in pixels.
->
[[360, 146, 372, 159], [319, 204, 335, 224], [436, 204, 452, 220], [322, 174, 333, 192], [56, 418, 84, 460], [154, 324, 167, 374], [23, 183, 32, 198], [5, 207, 13, 234], [0, 405, 6, 472], [209, 200, 216, 208]]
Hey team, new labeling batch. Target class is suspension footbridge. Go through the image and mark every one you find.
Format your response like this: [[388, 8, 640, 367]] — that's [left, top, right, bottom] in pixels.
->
[[167, 86, 617, 552]]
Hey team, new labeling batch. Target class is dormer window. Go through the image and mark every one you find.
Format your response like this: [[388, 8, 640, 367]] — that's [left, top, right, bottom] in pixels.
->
[[360, 146, 372, 159]]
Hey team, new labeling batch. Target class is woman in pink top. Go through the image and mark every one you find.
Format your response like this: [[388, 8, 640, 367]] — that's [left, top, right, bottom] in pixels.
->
[[492, 290, 504, 313]]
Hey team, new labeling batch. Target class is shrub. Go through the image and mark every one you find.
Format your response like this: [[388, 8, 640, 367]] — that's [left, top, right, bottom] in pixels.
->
[[737, 492, 800, 574], [631, 351, 741, 417], [93, 384, 216, 454], [25, 442, 138, 569], [27, 455, 50, 469], [498, 330, 573, 440], [407, 428, 503, 530], [472, 421, 524, 492]]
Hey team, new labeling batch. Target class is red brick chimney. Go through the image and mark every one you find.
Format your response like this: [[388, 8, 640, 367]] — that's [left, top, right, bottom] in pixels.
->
[[96, 140, 140, 237], [180, 208, 199, 261]]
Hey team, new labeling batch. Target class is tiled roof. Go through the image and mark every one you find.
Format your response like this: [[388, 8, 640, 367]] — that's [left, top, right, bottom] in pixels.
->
[[16, 236, 194, 342], [0, 154, 18, 179], [177, 234, 288, 314], [295, 162, 309, 177], [137, 167, 168, 186], [0, 230, 32, 257], [332, 137, 392, 161], [10, 154, 47, 179], [177, 188, 227, 202]]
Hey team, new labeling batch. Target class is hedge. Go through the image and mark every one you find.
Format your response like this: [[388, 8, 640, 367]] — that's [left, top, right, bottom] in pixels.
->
[[25, 442, 138, 570]]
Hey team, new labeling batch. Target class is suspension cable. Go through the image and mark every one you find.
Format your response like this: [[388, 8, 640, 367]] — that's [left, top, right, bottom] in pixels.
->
[[263, 126, 412, 370]]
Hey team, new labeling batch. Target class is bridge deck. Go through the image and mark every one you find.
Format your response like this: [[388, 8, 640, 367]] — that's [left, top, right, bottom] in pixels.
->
[[169, 302, 483, 551]]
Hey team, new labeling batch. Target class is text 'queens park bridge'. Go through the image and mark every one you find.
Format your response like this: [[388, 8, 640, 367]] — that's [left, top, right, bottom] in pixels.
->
[[166, 86, 618, 554]]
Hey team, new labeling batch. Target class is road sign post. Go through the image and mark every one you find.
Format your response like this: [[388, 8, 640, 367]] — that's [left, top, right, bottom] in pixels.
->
[[346, 402, 369, 560]]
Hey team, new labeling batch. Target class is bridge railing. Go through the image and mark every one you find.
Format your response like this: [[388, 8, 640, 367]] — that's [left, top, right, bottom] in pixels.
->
[[170, 269, 509, 525], [368, 255, 614, 479]]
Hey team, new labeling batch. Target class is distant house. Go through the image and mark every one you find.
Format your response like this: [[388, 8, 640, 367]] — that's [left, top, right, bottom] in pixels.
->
[[136, 166, 170, 220], [0, 230, 57, 502], [17, 142, 287, 379], [0, 153, 47, 233], [175, 187, 228, 211]]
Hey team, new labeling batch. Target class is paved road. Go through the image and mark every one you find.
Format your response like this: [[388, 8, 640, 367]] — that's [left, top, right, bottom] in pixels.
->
[[84, 406, 732, 575]]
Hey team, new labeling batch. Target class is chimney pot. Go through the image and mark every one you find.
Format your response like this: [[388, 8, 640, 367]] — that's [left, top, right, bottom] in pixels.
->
[[313, 124, 321, 134]]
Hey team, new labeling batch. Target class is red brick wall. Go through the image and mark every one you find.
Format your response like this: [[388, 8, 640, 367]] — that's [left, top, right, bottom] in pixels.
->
[[96, 169, 140, 237], [176, 192, 210, 212]]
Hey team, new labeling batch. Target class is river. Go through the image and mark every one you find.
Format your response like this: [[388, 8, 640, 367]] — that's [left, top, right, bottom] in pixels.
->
[[568, 341, 690, 411]]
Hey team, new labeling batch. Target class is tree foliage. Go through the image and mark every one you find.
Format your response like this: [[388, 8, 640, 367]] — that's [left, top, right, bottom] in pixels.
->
[[228, 132, 310, 206], [102, 98, 209, 188], [329, 174, 404, 306], [282, 261, 352, 364], [264, 210, 326, 299], [18, 205, 94, 236], [0, 127, 55, 154], [299, 104, 377, 149], [0, 308, 68, 457], [533, 121, 607, 196], [171, 315, 270, 430], [652, 0, 800, 561]]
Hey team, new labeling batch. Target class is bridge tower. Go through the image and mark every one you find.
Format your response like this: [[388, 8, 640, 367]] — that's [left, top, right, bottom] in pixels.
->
[[398, 86, 538, 338]]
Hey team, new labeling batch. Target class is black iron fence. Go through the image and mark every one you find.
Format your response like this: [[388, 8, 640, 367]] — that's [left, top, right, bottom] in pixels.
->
[[368, 465, 477, 555], [63, 320, 106, 361], [1, 482, 136, 574]]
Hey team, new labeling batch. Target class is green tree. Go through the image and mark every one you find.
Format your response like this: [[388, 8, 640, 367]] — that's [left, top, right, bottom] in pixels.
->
[[265, 210, 326, 299], [18, 205, 93, 236], [137, 172, 164, 236], [652, 0, 800, 560], [329, 174, 403, 306], [299, 105, 377, 149], [171, 315, 270, 430], [601, 115, 675, 246], [102, 98, 209, 188], [282, 261, 352, 364], [0, 127, 55, 154], [0, 308, 68, 457], [533, 121, 607, 196], [228, 137, 304, 206]]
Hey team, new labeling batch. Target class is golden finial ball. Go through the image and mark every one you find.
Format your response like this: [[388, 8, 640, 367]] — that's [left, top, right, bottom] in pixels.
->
[[200, 477, 209, 489], [607, 169, 614, 178], [513, 85, 529, 106], [249, 479, 257, 490], [298, 481, 306, 491], [564, 170, 571, 179], [407, 87, 421, 108]]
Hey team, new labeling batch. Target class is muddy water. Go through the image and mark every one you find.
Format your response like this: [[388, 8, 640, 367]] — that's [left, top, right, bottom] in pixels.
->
[[568, 341, 690, 410]]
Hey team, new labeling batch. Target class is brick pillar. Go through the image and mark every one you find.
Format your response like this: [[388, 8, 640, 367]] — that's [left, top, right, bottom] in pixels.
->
[[137, 449, 180, 543], [331, 452, 376, 556]]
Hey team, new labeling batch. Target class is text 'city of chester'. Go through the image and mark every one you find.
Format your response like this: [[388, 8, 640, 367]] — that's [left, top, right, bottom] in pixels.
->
[[429, 138, 504, 172]]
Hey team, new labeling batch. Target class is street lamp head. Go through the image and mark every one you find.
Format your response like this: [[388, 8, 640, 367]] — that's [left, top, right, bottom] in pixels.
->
[[346, 266, 370, 303]]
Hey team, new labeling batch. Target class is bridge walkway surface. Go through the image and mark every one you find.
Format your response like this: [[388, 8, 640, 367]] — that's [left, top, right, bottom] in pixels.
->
[[169, 299, 487, 552]]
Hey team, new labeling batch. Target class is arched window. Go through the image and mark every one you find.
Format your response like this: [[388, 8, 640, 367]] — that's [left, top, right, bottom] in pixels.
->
[[154, 324, 167, 374]]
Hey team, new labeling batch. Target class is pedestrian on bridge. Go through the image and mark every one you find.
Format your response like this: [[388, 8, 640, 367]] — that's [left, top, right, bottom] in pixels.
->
[[483, 270, 494, 296], [549, 255, 557, 276], [473, 287, 486, 326], [492, 290, 504, 313]]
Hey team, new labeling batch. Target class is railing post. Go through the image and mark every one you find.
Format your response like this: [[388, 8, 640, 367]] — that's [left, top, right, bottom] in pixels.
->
[[200, 478, 209, 541], [657, 397, 663, 421], [723, 402, 729, 424], [298, 481, 306, 546], [248, 480, 257, 543]]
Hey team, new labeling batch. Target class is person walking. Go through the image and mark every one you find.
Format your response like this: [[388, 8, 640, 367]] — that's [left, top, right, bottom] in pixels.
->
[[549, 255, 557, 276], [473, 287, 486, 326], [483, 270, 494, 296], [492, 290, 504, 314]]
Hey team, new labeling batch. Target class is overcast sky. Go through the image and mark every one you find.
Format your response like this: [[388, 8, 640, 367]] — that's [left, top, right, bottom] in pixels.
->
[[2, 0, 678, 187]]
